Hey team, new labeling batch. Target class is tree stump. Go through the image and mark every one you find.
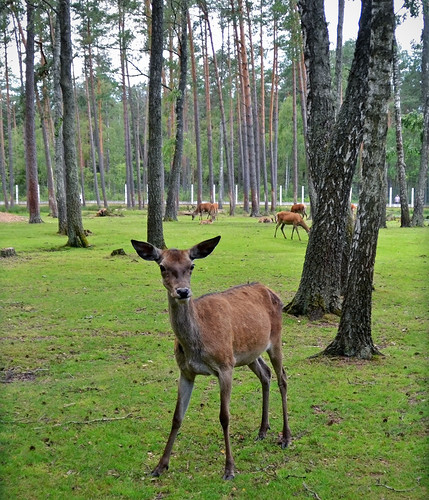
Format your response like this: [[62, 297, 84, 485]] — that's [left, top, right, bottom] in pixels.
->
[[1, 247, 17, 258]]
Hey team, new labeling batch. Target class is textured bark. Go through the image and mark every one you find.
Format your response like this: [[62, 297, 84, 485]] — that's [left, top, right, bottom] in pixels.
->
[[165, 0, 188, 221], [59, 0, 89, 247], [286, 0, 372, 318], [412, 2, 429, 227], [147, 0, 165, 248], [53, 15, 67, 234], [324, 0, 394, 359], [202, 17, 214, 203], [25, 2, 43, 224], [392, 38, 410, 227], [334, 0, 345, 115]]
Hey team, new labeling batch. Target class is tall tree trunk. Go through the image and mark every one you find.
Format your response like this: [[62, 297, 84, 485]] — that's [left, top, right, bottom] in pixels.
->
[[269, 19, 278, 212], [59, 0, 89, 247], [259, 0, 268, 213], [202, 17, 214, 202], [334, 0, 345, 116], [286, 0, 372, 318], [392, 37, 411, 227], [53, 15, 67, 234], [412, 1, 429, 227], [292, 59, 298, 204], [165, 0, 188, 221], [200, 0, 235, 215], [324, 0, 394, 359], [0, 90, 8, 210], [147, 0, 165, 248], [25, 1, 43, 224], [188, 14, 203, 208], [238, 0, 259, 217]]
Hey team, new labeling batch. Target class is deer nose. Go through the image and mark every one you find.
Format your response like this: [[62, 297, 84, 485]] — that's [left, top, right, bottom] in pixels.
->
[[176, 288, 191, 300]]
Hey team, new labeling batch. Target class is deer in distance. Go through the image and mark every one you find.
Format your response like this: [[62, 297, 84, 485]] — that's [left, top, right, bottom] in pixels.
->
[[191, 202, 216, 220], [131, 235, 292, 480], [290, 203, 308, 218], [274, 211, 311, 241]]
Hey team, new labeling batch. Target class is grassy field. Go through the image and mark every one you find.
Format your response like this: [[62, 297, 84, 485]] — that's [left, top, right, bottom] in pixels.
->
[[1, 206, 428, 499]]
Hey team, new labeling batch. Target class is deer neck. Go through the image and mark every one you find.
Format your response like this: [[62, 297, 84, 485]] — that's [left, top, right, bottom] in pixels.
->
[[167, 294, 201, 349]]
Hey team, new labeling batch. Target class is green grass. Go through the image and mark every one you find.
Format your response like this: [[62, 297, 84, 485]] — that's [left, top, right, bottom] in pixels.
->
[[1, 207, 428, 499]]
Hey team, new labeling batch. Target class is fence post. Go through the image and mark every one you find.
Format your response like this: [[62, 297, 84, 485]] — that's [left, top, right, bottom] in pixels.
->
[[15, 185, 18, 205], [389, 186, 392, 207], [411, 187, 414, 207]]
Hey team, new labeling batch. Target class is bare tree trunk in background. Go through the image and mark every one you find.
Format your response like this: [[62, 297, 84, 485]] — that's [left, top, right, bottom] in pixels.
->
[[334, 0, 345, 115], [59, 0, 89, 247], [0, 90, 8, 210], [202, 17, 214, 203], [392, 37, 410, 227], [53, 15, 67, 234], [188, 14, 203, 208], [412, 2, 429, 227], [147, 0, 165, 248], [324, 0, 394, 359], [25, 1, 43, 224], [4, 36, 15, 207], [165, 0, 188, 221], [269, 19, 278, 212], [259, 0, 268, 213], [292, 59, 298, 204]]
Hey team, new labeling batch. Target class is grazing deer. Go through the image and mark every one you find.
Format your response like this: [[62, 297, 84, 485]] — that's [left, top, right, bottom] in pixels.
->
[[290, 203, 308, 219], [131, 236, 292, 480], [274, 211, 310, 241], [191, 202, 213, 220]]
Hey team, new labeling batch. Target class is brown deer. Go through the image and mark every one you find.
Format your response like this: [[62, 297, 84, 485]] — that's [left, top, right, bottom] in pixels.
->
[[131, 236, 292, 480], [290, 203, 308, 219], [274, 211, 310, 241], [191, 202, 213, 220]]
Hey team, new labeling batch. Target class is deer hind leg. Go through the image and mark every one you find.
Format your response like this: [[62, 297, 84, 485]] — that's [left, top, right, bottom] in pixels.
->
[[248, 357, 272, 439], [291, 225, 302, 241], [280, 224, 287, 239], [218, 369, 235, 480], [151, 373, 195, 477], [266, 344, 292, 449]]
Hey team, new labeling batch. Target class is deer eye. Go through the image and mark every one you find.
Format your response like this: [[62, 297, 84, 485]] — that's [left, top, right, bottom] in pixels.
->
[[159, 264, 166, 273]]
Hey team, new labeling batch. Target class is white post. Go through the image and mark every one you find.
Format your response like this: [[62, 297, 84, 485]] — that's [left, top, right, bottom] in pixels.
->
[[301, 185, 305, 204], [15, 185, 18, 205], [235, 185, 238, 205], [191, 184, 194, 205], [213, 184, 216, 202], [411, 188, 414, 207], [125, 184, 127, 205], [349, 188, 353, 202], [279, 185, 282, 206], [389, 186, 392, 207]]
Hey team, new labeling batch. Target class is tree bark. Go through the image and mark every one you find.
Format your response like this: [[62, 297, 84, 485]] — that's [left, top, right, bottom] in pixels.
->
[[59, 0, 89, 247], [147, 0, 166, 248], [334, 0, 345, 116], [324, 0, 394, 359], [25, 1, 43, 224], [165, 0, 188, 221], [392, 38, 411, 227], [285, 0, 372, 318], [412, 1, 429, 227]]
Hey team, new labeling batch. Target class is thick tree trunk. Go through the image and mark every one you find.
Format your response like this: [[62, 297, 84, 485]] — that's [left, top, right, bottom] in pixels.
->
[[25, 2, 43, 224], [285, 0, 372, 319], [59, 0, 89, 247], [412, 2, 429, 227], [165, 0, 188, 221], [147, 0, 165, 248], [53, 15, 67, 234], [324, 0, 394, 359]]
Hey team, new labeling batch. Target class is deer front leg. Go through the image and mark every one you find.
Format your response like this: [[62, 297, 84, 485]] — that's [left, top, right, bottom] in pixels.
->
[[218, 369, 234, 480], [151, 373, 195, 477]]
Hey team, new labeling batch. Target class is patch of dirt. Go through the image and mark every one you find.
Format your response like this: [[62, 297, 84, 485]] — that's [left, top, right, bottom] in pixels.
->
[[0, 212, 27, 223]]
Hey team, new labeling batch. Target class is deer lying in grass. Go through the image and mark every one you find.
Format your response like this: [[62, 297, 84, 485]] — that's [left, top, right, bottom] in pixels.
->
[[274, 211, 310, 241], [131, 236, 292, 480], [192, 202, 214, 220], [290, 203, 308, 218]]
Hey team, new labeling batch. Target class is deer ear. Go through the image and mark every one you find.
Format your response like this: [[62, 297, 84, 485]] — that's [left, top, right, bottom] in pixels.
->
[[189, 235, 221, 260], [131, 240, 162, 262]]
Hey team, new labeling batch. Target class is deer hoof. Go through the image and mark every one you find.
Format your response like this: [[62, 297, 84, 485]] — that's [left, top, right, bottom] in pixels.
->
[[223, 472, 235, 480], [151, 464, 168, 477]]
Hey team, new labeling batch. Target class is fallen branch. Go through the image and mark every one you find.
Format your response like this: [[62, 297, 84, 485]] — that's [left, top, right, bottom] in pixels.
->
[[374, 477, 420, 493], [303, 482, 322, 500]]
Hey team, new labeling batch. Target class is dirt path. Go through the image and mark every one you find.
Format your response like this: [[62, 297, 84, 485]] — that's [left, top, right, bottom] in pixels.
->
[[0, 212, 27, 223]]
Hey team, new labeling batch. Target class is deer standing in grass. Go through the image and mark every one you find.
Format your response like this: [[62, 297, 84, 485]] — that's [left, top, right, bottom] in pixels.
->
[[274, 211, 311, 241], [290, 203, 308, 218], [131, 236, 292, 480], [191, 202, 213, 220]]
